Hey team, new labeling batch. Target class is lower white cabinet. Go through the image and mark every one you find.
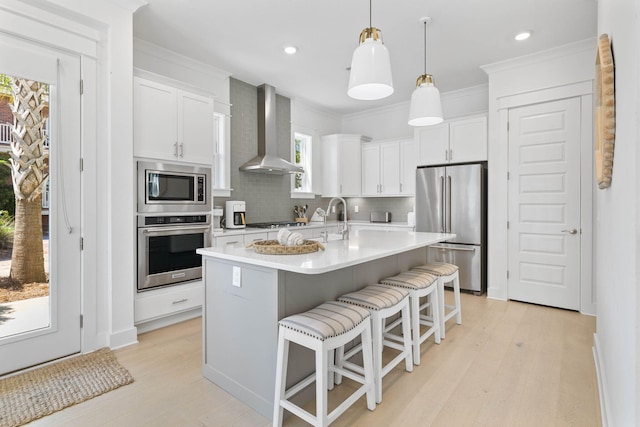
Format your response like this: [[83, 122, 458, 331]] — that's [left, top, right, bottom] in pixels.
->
[[213, 234, 246, 247], [135, 281, 203, 324]]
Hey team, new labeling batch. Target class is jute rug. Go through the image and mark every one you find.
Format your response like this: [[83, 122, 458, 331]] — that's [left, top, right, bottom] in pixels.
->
[[0, 348, 134, 427]]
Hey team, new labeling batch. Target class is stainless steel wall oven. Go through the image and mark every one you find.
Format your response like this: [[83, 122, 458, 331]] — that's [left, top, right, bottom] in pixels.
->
[[137, 214, 211, 291]]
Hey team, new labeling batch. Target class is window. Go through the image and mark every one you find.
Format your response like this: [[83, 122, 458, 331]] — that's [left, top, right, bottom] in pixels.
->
[[291, 132, 313, 197], [213, 112, 231, 197]]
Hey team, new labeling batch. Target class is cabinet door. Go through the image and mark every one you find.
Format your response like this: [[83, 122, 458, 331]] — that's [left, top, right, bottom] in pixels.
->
[[178, 90, 214, 164], [361, 143, 381, 196], [321, 136, 339, 197], [379, 142, 401, 195], [338, 136, 361, 196], [416, 123, 449, 166], [214, 235, 244, 247], [400, 139, 418, 195], [134, 77, 178, 161], [449, 115, 487, 163]]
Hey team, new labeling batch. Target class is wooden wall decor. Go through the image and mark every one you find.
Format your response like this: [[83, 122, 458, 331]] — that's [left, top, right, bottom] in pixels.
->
[[594, 34, 616, 189]]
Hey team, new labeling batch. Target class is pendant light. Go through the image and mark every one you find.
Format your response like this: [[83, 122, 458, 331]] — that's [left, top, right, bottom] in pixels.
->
[[347, 0, 394, 100], [408, 17, 443, 126]]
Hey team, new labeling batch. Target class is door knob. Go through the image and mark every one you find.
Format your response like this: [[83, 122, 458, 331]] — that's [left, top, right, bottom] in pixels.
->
[[561, 229, 578, 235]]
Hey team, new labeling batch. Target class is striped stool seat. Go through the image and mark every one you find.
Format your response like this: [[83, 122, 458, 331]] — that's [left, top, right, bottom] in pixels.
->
[[278, 301, 371, 341], [379, 272, 440, 365], [413, 261, 458, 276], [336, 285, 413, 403], [412, 262, 462, 339], [274, 301, 375, 427]]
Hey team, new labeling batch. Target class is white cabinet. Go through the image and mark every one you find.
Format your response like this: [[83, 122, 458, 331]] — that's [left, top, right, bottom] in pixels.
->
[[416, 115, 487, 166], [213, 234, 245, 247], [134, 77, 214, 164], [321, 134, 370, 197], [400, 139, 419, 195], [135, 281, 203, 325], [362, 139, 416, 196]]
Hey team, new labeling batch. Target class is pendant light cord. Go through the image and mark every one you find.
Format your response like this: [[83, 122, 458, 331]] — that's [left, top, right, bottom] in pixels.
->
[[369, 0, 372, 29], [423, 20, 427, 75]]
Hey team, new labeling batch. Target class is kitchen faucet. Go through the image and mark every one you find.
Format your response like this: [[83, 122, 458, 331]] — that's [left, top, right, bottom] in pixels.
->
[[323, 197, 349, 242]]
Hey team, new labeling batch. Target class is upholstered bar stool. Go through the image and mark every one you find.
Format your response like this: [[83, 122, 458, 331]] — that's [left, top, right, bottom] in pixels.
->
[[273, 301, 376, 427], [379, 271, 440, 366], [412, 262, 462, 339], [335, 284, 413, 403]]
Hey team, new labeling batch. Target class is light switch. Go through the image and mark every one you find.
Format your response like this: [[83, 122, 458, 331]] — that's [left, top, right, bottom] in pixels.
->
[[354, 205, 359, 213], [232, 266, 242, 287]]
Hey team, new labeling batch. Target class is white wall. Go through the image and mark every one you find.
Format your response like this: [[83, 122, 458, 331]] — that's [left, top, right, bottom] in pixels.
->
[[481, 39, 596, 312], [341, 84, 488, 141], [594, 0, 639, 424]]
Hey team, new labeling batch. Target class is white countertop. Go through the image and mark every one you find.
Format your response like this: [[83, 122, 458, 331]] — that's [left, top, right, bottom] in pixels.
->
[[213, 220, 413, 237], [198, 229, 454, 274]]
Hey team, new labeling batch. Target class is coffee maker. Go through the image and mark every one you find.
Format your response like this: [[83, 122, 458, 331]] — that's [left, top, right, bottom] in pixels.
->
[[225, 201, 246, 229]]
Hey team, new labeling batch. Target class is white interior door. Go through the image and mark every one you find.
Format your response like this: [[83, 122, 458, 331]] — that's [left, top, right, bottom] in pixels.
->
[[507, 98, 581, 310], [0, 34, 81, 374]]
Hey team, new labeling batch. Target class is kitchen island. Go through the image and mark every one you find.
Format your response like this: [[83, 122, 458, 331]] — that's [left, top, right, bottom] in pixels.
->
[[197, 229, 454, 419]]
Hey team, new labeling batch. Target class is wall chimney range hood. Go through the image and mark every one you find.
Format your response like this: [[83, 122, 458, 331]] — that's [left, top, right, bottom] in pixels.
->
[[239, 84, 303, 175]]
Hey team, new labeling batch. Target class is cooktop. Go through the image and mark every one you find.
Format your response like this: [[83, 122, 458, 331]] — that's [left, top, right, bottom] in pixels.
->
[[245, 221, 306, 229]]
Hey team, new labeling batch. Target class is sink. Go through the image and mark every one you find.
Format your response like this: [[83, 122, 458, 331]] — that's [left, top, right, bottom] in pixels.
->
[[309, 233, 343, 243]]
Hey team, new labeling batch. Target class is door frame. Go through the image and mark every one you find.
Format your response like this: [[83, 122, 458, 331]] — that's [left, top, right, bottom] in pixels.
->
[[492, 81, 595, 314]]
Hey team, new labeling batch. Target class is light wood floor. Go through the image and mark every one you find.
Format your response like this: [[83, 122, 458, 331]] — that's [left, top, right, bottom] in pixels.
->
[[30, 293, 600, 426]]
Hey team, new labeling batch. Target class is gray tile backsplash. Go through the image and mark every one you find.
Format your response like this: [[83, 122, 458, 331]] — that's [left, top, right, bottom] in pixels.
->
[[215, 78, 416, 225]]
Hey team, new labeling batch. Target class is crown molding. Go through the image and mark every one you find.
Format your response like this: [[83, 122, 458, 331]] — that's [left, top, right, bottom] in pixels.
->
[[481, 38, 595, 75]]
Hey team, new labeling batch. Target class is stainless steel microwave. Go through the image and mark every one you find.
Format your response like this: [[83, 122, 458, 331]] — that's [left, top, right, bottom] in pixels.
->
[[137, 160, 211, 214]]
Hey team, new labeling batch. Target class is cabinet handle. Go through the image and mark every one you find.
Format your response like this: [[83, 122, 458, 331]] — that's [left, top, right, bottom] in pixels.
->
[[340, 184, 343, 194], [172, 298, 188, 305], [400, 183, 403, 193], [174, 141, 179, 158], [225, 240, 239, 245], [450, 148, 453, 160], [380, 184, 383, 193], [179, 143, 184, 158]]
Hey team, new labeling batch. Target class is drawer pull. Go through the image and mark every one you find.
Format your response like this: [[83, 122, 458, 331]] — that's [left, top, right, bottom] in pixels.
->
[[172, 298, 188, 305], [226, 241, 239, 245]]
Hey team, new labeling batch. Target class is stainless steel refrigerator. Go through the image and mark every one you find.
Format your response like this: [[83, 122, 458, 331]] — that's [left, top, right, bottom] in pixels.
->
[[416, 162, 487, 294]]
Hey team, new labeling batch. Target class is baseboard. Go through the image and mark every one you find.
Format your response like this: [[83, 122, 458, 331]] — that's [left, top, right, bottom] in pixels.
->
[[109, 327, 139, 350], [135, 308, 201, 334], [593, 333, 611, 427]]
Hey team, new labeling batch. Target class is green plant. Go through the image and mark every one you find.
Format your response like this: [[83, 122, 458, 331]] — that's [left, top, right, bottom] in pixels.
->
[[0, 209, 14, 249], [0, 153, 14, 216]]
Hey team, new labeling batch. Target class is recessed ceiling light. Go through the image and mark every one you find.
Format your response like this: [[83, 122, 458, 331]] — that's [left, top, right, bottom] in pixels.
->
[[515, 31, 532, 41], [283, 46, 297, 55]]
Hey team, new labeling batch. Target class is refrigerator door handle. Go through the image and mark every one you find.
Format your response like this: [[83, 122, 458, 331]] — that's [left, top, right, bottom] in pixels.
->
[[431, 244, 476, 252], [440, 175, 445, 233], [447, 175, 452, 233]]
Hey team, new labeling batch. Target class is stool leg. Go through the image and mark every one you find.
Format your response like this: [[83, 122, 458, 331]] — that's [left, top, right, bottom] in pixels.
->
[[453, 273, 462, 324], [438, 278, 446, 339], [273, 331, 289, 427], [431, 287, 441, 345], [410, 292, 421, 365], [315, 345, 328, 427], [328, 349, 335, 391], [400, 303, 414, 372], [371, 312, 383, 404], [360, 321, 376, 411], [334, 346, 344, 385]]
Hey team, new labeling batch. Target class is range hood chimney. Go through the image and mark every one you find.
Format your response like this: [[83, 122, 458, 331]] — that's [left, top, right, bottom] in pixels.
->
[[239, 84, 303, 175]]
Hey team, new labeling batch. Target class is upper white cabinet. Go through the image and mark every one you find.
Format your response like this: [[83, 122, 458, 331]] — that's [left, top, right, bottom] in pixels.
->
[[321, 134, 369, 197], [416, 115, 487, 166], [134, 77, 214, 164], [362, 138, 416, 197]]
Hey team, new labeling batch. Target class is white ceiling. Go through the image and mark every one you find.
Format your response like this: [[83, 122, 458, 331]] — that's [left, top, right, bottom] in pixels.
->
[[133, 0, 597, 115]]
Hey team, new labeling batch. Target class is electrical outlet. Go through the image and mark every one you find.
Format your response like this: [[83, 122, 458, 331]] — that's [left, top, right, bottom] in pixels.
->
[[232, 266, 242, 287], [332, 206, 336, 213], [354, 205, 359, 213]]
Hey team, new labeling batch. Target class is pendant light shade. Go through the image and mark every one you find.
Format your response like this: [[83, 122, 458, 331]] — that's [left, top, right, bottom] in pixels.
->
[[347, 2, 394, 100], [408, 75, 443, 126], [408, 17, 443, 126]]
